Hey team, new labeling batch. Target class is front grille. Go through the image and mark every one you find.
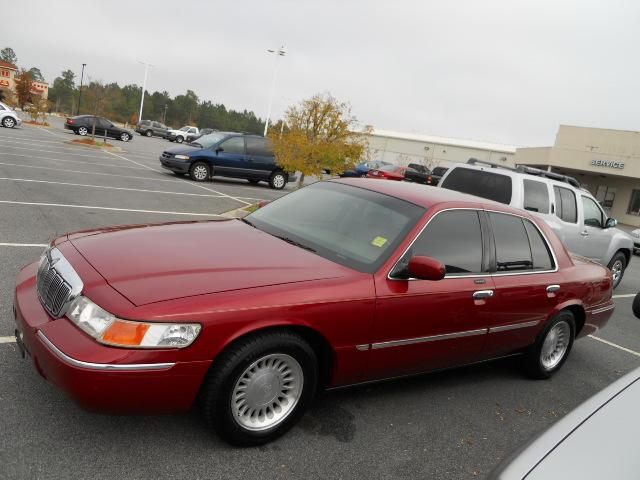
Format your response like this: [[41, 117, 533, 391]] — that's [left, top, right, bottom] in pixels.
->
[[161, 151, 173, 159], [36, 249, 82, 318]]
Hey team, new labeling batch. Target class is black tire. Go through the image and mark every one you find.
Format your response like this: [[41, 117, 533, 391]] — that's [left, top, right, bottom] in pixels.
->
[[199, 331, 318, 446], [120, 132, 131, 142], [633, 292, 640, 319], [607, 252, 627, 289], [175, 136, 184, 144], [189, 161, 210, 182], [77, 126, 88, 136], [2, 116, 16, 128], [268, 171, 287, 190], [145, 130, 153, 137], [247, 179, 260, 185], [523, 311, 575, 379]]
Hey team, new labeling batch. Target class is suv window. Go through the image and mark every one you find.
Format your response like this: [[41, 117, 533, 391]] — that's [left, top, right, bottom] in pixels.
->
[[246, 137, 272, 157], [220, 136, 245, 155], [523, 179, 549, 213], [524, 220, 554, 271], [553, 186, 577, 223], [0, 104, 5, 111], [408, 210, 484, 275], [152, 122, 161, 128], [489, 213, 533, 272], [582, 195, 604, 227], [441, 168, 512, 204]]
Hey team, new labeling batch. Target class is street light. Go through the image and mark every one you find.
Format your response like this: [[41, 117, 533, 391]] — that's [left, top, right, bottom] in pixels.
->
[[263, 46, 286, 137], [138, 61, 154, 123], [76, 63, 86, 115]]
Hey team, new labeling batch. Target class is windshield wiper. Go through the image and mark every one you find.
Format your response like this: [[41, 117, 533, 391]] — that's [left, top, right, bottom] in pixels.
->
[[274, 235, 317, 253]]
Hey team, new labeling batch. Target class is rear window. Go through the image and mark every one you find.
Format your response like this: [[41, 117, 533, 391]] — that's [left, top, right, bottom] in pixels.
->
[[553, 186, 577, 223], [441, 168, 512, 204], [523, 179, 550, 213]]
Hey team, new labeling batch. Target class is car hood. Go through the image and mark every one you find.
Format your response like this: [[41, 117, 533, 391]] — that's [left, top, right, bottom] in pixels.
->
[[165, 144, 202, 155], [68, 220, 350, 306]]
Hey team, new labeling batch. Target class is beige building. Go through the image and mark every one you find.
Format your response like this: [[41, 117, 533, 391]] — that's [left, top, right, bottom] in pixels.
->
[[0, 60, 49, 101], [365, 129, 517, 170], [517, 125, 640, 227]]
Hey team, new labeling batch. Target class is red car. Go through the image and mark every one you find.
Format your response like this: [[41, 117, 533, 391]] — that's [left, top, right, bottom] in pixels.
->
[[14, 179, 614, 446], [367, 164, 413, 180]]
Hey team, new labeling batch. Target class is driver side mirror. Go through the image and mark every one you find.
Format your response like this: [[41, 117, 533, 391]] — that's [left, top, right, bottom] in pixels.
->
[[605, 218, 618, 229], [215, 147, 224, 154], [408, 256, 446, 281]]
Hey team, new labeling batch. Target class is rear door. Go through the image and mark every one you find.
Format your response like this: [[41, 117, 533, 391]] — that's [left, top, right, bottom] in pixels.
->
[[551, 185, 582, 254], [245, 137, 275, 180], [578, 195, 610, 263]]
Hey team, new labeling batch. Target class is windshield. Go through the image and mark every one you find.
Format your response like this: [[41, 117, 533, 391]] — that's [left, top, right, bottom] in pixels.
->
[[247, 182, 424, 273], [379, 164, 399, 173], [179, 126, 190, 132], [191, 132, 229, 148]]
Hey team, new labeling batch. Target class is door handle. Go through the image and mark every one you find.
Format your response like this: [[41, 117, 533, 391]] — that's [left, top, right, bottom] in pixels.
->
[[580, 230, 589, 237], [473, 290, 494, 299], [546, 284, 560, 293]]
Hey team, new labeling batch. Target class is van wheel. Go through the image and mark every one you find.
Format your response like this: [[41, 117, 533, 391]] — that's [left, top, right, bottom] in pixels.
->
[[189, 161, 210, 182], [523, 311, 575, 379], [199, 331, 318, 446], [269, 171, 286, 190], [607, 252, 626, 289]]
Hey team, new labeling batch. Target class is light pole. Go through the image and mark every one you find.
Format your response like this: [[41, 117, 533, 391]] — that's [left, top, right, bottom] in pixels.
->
[[138, 61, 154, 122], [263, 46, 286, 137], [162, 104, 168, 124], [76, 63, 86, 115]]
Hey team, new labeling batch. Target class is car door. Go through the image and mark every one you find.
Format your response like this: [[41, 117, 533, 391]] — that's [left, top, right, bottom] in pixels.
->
[[483, 211, 561, 357], [213, 136, 247, 176], [369, 208, 494, 380], [245, 137, 275, 180], [578, 195, 611, 263], [551, 185, 582, 254]]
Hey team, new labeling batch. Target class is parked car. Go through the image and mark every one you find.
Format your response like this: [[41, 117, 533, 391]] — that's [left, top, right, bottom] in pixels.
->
[[427, 166, 449, 185], [159, 132, 295, 189], [136, 119, 170, 138], [403, 163, 431, 184], [14, 180, 614, 446], [367, 164, 414, 180], [64, 115, 134, 142], [341, 160, 393, 177], [167, 126, 198, 143], [186, 127, 216, 144], [489, 366, 640, 479], [439, 159, 633, 287], [631, 228, 639, 255], [634, 291, 640, 318], [0, 101, 22, 128]]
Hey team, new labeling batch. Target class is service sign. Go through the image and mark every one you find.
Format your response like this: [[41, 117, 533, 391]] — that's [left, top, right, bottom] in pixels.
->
[[591, 159, 625, 169]]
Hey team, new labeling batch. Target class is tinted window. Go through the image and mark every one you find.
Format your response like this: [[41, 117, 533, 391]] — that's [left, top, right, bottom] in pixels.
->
[[441, 168, 512, 204], [408, 210, 483, 275], [246, 137, 273, 156], [524, 220, 554, 271], [432, 167, 448, 176], [220, 136, 245, 154], [490, 213, 532, 272], [523, 179, 549, 213], [408, 163, 428, 173], [553, 186, 577, 223], [0, 104, 5, 110], [582, 196, 604, 227]]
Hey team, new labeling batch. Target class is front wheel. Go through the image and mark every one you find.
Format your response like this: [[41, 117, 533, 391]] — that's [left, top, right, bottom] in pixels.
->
[[269, 171, 287, 190], [633, 292, 640, 319], [523, 311, 575, 379], [607, 252, 627, 289], [2, 116, 16, 128], [199, 332, 318, 446], [120, 132, 131, 142], [189, 161, 210, 182]]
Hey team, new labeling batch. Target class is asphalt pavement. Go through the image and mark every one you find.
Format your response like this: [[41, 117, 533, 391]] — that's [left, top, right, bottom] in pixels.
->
[[0, 120, 639, 480]]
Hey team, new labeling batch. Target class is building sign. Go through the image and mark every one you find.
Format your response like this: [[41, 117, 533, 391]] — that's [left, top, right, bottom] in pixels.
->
[[591, 159, 625, 169]]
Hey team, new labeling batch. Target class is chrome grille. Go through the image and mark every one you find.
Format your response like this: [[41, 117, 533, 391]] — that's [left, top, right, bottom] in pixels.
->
[[36, 248, 83, 318]]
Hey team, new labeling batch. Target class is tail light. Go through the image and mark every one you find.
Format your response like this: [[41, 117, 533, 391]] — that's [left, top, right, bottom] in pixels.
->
[[67, 119, 75, 124], [427, 175, 433, 182]]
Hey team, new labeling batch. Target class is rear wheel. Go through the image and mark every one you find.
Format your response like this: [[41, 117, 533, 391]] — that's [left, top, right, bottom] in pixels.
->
[[607, 252, 626, 289], [269, 171, 286, 190], [199, 331, 318, 446], [189, 161, 210, 182], [145, 130, 152, 137], [2, 116, 16, 128], [175, 136, 184, 144], [77, 126, 88, 136], [523, 311, 575, 379]]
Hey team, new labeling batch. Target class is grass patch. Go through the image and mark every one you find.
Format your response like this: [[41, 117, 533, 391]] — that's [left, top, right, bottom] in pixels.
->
[[24, 120, 50, 126], [243, 204, 260, 213], [71, 138, 115, 148]]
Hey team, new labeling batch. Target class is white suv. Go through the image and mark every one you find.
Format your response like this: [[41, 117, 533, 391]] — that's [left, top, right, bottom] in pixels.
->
[[439, 159, 633, 287], [0, 101, 21, 128]]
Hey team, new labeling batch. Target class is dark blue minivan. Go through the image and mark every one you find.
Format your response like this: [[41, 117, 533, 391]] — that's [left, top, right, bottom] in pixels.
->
[[159, 132, 296, 189]]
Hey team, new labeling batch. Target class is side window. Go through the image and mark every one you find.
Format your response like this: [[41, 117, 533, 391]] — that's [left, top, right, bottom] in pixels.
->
[[0, 104, 5, 110], [489, 213, 532, 272], [523, 179, 549, 213], [97, 118, 111, 128], [440, 168, 512, 204], [523, 220, 554, 271], [152, 122, 161, 128], [246, 137, 272, 156], [409, 210, 484, 275], [581, 196, 604, 228], [553, 186, 577, 223], [219, 137, 245, 155]]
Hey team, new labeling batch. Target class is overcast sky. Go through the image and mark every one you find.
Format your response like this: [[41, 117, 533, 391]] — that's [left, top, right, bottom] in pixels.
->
[[4, 0, 639, 146]]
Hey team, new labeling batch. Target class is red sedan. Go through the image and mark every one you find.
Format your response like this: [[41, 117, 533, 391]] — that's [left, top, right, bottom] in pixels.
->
[[14, 179, 614, 446], [367, 164, 413, 180]]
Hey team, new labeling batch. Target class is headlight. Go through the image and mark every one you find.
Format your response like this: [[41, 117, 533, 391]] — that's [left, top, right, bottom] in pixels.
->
[[631, 230, 640, 238], [174, 154, 190, 160], [66, 296, 201, 348]]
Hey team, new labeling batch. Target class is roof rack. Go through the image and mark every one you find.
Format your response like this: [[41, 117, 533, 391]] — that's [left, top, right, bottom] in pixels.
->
[[466, 158, 581, 189]]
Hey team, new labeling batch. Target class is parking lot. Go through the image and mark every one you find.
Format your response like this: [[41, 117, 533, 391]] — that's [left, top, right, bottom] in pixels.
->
[[1, 121, 639, 479]]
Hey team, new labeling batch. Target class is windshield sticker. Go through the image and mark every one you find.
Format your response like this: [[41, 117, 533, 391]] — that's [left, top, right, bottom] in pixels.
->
[[371, 236, 388, 248]]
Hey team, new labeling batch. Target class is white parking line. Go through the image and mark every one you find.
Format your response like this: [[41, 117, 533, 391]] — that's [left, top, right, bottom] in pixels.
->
[[0, 200, 222, 217], [589, 335, 640, 357], [0, 336, 16, 344], [0, 176, 265, 201], [612, 293, 637, 298], [0, 144, 115, 159], [0, 152, 147, 170], [0, 242, 47, 247]]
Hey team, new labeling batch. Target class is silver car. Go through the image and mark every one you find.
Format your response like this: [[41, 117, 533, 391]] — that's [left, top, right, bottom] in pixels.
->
[[439, 160, 633, 287], [0, 101, 22, 128]]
